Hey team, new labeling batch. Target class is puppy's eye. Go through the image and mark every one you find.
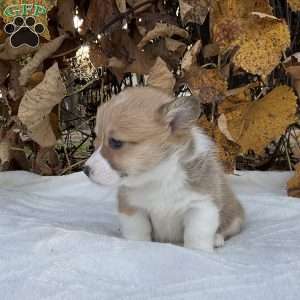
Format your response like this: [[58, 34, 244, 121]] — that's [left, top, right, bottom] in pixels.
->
[[109, 138, 123, 149]]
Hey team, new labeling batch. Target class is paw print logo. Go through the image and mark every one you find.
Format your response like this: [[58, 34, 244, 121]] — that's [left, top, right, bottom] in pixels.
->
[[4, 16, 44, 48]]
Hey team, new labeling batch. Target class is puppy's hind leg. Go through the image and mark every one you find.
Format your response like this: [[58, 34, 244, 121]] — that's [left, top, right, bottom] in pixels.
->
[[184, 199, 219, 252]]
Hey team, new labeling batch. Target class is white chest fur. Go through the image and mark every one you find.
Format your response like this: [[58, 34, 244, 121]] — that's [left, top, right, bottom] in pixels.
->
[[123, 150, 207, 243]]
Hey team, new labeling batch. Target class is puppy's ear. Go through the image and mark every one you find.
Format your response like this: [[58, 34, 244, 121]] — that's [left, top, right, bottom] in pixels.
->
[[157, 96, 201, 131]]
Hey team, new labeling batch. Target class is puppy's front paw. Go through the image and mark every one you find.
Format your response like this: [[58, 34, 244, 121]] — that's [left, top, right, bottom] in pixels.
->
[[214, 233, 225, 248], [184, 238, 214, 252]]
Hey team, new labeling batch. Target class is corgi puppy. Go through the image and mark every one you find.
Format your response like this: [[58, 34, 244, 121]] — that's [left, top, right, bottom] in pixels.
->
[[84, 87, 245, 251]]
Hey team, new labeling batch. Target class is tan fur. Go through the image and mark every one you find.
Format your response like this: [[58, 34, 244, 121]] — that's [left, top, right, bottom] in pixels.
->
[[92, 87, 245, 246]]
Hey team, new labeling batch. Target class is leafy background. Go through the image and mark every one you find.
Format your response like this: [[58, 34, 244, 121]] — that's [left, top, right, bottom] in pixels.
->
[[0, 0, 300, 196]]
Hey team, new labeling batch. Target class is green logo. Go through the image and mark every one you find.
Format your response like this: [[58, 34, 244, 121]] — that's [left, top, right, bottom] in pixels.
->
[[3, 3, 47, 17]]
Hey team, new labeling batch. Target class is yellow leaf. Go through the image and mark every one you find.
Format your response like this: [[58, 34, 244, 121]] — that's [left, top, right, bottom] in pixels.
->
[[218, 86, 297, 154], [288, 0, 300, 11], [185, 68, 227, 103], [212, 0, 290, 77], [18, 63, 66, 147]]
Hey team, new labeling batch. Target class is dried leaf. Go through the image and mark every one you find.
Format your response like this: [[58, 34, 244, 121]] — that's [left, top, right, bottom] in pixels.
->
[[137, 23, 189, 49], [116, 0, 127, 13], [212, 0, 290, 77], [18, 63, 66, 147], [84, 0, 120, 34], [0, 38, 38, 60], [286, 65, 300, 97], [164, 38, 187, 55], [198, 117, 240, 173], [0, 30, 5, 43], [0, 60, 9, 85], [147, 57, 175, 94], [218, 86, 297, 154], [8, 61, 24, 102], [57, 0, 75, 34], [202, 43, 220, 58], [287, 163, 300, 198], [89, 44, 109, 68], [179, 0, 210, 25], [100, 30, 157, 76], [232, 17, 290, 77], [19, 34, 67, 86], [181, 40, 202, 73], [288, 0, 300, 11], [185, 68, 227, 103], [33, 147, 61, 175], [0, 139, 10, 170]]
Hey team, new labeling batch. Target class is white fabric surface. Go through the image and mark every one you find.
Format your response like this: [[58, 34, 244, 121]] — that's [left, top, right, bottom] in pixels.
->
[[0, 171, 299, 300]]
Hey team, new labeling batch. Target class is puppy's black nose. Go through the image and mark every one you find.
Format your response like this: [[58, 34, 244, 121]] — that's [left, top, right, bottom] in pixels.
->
[[83, 166, 91, 177]]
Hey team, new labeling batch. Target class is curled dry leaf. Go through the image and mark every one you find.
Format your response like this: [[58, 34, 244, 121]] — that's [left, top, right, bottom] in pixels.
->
[[18, 63, 66, 148], [19, 34, 68, 86], [164, 38, 187, 55], [137, 23, 189, 49], [57, 0, 75, 34], [198, 117, 241, 173], [218, 86, 297, 154], [185, 68, 227, 103], [84, 0, 120, 34], [287, 163, 300, 198], [179, 0, 210, 25], [288, 0, 300, 11], [212, 0, 290, 77], [181, 40, 202, 73], [147, 57, 175, 95]]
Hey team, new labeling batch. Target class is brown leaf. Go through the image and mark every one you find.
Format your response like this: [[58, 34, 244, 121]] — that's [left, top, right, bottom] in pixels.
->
[[198, 117, 241, 173], [164, 38, 187, 55], [57, 0, 75, 34], [84, 0, 120, 34], [89, 44, 109, 68], [33, 147, 61, 175], [147, 57, 175, 94], [137, 23, 189, 49], [100, 30, 157, 76], [0, 60, 9, 85], [0, 38, 38, 60], [8, 61, 24, 102], [287, 163, 300, 198], [115, 0, 127, 13], [19, 34, 68, 86], [185, 68, 227, 103], [181, 40, 202, 73], [18, 63, 66, 147], [179, 0, 210, 25], [218, 86, 297, 154], [0, 138, 10, 170]]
